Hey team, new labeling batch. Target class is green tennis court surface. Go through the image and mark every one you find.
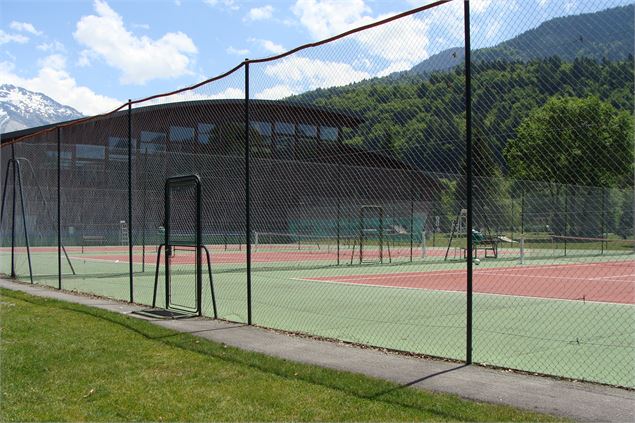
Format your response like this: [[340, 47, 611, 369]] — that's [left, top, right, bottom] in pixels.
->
[[2, 246, 634, 388]]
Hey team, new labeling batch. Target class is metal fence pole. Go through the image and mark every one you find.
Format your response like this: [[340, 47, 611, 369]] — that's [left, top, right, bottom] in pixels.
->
[[57, 127, 62, 290], [11, 145, 16, 278], [601, 187, 606, 255], [463, 0, 473, 365], [128, 100, 134, 303], [244, 60, 252, 325], [336, 162, 341, 265], [410, 171, 414, 262]]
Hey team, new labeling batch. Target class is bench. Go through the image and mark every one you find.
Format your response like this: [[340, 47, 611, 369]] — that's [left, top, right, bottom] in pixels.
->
[[81, 235, 106, 253]]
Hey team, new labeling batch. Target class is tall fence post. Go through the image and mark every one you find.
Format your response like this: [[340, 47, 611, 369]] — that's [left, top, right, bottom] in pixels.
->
[[57, 127, 62, 290], [10, 145, 16, 278], [463, 0, 473, 365], [245, 60, 252, 325], [601, 187, 606, 255], [409, 170, 414, 262], [336, 162, 341, 265], [128, 100, 134, 303]]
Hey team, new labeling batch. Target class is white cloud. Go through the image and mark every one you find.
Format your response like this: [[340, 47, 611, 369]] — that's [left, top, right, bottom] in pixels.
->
[[355, 14, 430, 66], [376, 61, 410, 77], [208, 86, 244, 99], [255, 84, 297, 100], [244, 5, 274, 22], [264, 56, 370, 92], [36, 40, 65, 52], [74, 0, 198, 85], [175, 0, 182, 5], [204, 0, 239, 11], [226, 46, 250, 56], [291, 1, 429, 71], [292, 0, 370, 39], [9, 21, 42, 36], [0, 56, 121, 115], [0, 30, 29, 45], [249, 38, 285, 55]]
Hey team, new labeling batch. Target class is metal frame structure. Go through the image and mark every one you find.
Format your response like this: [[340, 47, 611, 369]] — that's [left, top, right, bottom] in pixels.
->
[[149, 174, 217, 317]]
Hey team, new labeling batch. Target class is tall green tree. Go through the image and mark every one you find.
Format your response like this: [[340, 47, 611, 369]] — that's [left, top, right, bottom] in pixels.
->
[[504, 96, 634, 188]]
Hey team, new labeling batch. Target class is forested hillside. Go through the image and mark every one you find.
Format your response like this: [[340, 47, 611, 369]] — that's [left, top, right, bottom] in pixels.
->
[[293, 5, 634, 191], [299, 56, 634, 186]]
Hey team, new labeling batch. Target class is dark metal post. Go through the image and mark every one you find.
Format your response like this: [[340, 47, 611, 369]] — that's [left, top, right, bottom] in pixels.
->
[[15, 161, 33, 284], [142, 148, 148, 272], [564, 185, 569, 257], [196, 179, 202, 316], [244, 60, 252, 325], [521, 189, 525, 235], [57, 127, 62, 289], [11, 146, 16, 278], [336, 163, 341, 265], [463, 0, 473, 365], [410, 171, 414, 262], [128, 100, 134, 302], [601, 188, 606, 255]]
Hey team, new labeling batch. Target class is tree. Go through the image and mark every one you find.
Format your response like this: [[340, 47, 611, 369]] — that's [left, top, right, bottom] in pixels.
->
[[504, 96, 634, 188]]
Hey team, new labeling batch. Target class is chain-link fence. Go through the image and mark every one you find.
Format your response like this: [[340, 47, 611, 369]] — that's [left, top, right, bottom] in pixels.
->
[[1, 0, 633, 387]]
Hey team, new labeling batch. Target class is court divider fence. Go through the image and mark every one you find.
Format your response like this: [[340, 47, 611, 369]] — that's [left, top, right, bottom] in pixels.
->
[[1, 0, 633, 387]]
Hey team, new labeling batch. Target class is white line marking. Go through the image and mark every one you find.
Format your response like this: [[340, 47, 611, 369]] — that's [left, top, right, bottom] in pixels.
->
[[288, 277, 634, 306]]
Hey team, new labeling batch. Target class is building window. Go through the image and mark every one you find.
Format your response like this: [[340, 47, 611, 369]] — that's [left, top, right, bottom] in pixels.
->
[[298, 124, 317, 138], [169, 126, 195, 153], [198, 123, 215, 144], [275, 122, 295, 160], [108, 137, 136, 161], [320, 126, 338, 142], [46, 149, 72, 169], [75, 144, 105, 168], [275, 122, 295, 135], [140, 131, 166, 154], [170, 126, 195, 143]]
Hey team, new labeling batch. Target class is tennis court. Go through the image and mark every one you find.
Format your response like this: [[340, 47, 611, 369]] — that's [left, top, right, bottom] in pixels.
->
[[3, 240, 633, 387]]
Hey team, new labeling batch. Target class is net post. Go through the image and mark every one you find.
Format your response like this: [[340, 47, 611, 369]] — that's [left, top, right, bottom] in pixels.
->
[[519, 236, 524, 265], [463, 0, 473, 366], [128, 99, 134, 303], [244, 59, 252, 325], [57, 127, 62, 289]]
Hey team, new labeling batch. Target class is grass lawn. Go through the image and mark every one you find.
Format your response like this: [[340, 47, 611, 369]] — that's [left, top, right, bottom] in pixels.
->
[[0, 288, 562, 422]]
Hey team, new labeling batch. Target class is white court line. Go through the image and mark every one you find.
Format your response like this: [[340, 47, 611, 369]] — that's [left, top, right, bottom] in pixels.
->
[[69, 256, 129, 264], [288, 277, 634, 306], [305, 270, 635, 284], [589, 274, 635, 281]]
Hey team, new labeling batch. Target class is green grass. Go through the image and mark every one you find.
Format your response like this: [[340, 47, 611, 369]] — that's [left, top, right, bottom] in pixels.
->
[[0, 288, 561, 422]]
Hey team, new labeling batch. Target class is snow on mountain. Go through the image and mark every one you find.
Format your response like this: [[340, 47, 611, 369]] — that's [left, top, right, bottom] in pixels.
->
[[0, 84, 84, 134]]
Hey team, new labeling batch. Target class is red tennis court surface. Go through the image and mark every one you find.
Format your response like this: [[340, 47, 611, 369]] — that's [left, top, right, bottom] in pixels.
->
[[70, 247, 635, 304], [295, 261, 635, 304]]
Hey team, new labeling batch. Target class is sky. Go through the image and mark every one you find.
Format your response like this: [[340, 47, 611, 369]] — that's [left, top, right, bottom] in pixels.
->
[[1, 0, 631, 116]]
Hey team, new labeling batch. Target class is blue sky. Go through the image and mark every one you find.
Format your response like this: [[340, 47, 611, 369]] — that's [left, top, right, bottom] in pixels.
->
[[1, 0, 631, 115]]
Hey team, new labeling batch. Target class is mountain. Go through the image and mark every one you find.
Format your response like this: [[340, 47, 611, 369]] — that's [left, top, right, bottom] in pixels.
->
[[410, 4, 634, 76], [0, 84, 83, 133]]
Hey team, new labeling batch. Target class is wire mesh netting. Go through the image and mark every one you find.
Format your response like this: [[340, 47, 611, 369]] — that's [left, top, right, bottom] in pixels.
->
[[0, 0, 633, 388]]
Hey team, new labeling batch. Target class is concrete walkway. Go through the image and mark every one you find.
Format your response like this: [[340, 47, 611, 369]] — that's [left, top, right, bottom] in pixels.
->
[[1, 278, 633, 422]]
